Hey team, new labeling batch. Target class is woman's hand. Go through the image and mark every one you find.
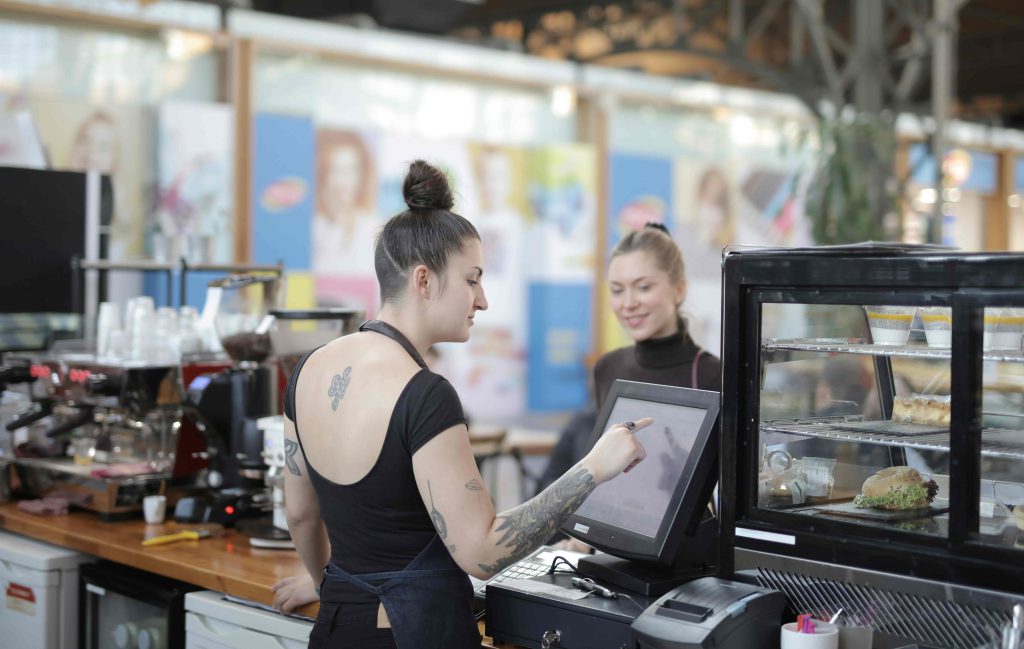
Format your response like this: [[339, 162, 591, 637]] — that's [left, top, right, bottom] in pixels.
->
[[580, 417, 652, 484], [271, 574, 319, 614], [552, 538, 593, 554]]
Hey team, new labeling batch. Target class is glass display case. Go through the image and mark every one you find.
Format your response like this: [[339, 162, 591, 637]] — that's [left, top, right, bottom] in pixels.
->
[[720, 246, 1024, 648]]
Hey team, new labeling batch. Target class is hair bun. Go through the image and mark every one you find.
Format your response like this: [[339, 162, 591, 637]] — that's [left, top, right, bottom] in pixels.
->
[[402, 160, 455, 211], [644, 222, 670, 235]]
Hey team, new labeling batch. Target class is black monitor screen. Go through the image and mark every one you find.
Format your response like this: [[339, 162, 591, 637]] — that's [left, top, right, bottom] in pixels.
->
[[562, 380, 719, 564], [573, 396, 708, 538]]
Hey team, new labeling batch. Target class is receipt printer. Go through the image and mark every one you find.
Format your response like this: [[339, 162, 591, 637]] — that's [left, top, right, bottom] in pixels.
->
[[631, 577, 786, 649]]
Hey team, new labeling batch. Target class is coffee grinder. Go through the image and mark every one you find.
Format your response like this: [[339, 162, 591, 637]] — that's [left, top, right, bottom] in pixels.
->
[[181, 274, 280, 525], [245, 308, 364, 547]]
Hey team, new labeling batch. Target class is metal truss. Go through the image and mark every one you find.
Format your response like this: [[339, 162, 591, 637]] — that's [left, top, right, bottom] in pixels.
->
[[456, 0, 960, 118]]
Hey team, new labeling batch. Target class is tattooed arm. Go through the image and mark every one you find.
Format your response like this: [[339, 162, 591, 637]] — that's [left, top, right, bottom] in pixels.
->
[[413, 418, 650, 579], [283, 415, 330, 585]]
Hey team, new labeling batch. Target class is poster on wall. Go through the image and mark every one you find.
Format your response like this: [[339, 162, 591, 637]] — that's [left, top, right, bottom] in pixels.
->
[[467, 143, 529, 335], [672, 158, 737, 354], [30, 98, 150, 260], [376, 133, 478, 218], [528, 281, 592, 412], [0, 109, 46, 169], [252, 113, 314, 269], [311, 128, 381, 278], [602, 152, 674, 352], [315, 276, 378, 320], [608, 153, 674, 251], [526, 144, 597, 282], [156, 101, 234, 264]]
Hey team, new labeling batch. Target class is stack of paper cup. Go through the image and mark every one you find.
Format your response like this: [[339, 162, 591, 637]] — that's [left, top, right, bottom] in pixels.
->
[[95, 302, 120, 359]]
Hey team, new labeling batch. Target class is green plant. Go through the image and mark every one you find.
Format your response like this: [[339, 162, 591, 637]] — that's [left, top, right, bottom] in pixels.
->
[[807, 115, 902, 245]]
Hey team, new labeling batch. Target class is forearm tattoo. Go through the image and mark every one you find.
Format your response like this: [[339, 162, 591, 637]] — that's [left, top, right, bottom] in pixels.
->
[[328, 367, 352, 411], [478, 466, 596, 574], [465, 479, 483, 491], [284, 439, 302, 476], [428, 481, 448, 539]]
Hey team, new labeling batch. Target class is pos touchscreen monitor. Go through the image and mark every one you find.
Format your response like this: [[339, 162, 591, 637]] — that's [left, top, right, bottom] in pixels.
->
[[561, 380, 720, 596]]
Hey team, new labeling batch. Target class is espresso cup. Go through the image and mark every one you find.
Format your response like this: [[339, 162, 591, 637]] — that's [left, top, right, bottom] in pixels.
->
[[143, 495, 167, 524]]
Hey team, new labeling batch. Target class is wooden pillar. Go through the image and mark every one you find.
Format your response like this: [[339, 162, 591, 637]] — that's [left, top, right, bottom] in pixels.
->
[[984, 149, 1012, 251], [578, 93, 610, 362], [231, 38, 254, 264]]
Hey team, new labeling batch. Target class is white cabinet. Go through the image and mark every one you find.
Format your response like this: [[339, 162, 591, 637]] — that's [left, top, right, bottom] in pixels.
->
[[185, 591, 312, 649], [0, 530, 92, 649]]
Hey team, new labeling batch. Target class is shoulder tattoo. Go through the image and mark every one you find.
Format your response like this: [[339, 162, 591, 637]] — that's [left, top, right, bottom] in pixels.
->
[[328, 367, 352, 411], [284, 439, 302, 476]]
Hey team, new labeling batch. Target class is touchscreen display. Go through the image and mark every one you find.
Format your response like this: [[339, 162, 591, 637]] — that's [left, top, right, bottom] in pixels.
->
[[573, 397, 708, 538]]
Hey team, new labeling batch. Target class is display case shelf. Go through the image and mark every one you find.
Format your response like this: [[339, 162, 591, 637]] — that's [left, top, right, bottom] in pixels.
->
[[762, 338, 1024, 363], [761, 418, 1024, 460]]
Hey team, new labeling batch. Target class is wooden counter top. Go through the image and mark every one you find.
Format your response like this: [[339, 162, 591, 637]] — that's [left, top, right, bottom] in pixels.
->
[[0, 502, 318, 618]]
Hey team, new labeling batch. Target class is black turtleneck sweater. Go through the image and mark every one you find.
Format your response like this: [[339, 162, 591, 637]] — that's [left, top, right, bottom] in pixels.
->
[[594, 326, 722, 411]]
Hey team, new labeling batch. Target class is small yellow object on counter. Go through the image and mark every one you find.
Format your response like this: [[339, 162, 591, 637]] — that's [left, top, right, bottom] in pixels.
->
[[141, 529, 212, 546]]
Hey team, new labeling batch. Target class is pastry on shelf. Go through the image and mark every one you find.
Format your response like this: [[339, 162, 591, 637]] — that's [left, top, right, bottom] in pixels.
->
[[891, 394, 951, 426]]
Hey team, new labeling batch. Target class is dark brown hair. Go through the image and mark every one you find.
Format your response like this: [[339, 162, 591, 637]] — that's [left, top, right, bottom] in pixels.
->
[[375, 160, 480, 302]]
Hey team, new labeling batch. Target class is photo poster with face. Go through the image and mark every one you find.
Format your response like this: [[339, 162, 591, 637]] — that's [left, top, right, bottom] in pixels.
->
[[467, 143, 529, 337], [431, 143, 529, 420], [525, 144, 598, 282], [252, 112, 314, 270], [602, 152, 674, 354], [672, 158, 737, 354], [311, 128, 382, 279], [527, 281, 593, 412], [376, 134, 517, 418], [156, 101, 234, 264], [30, 98, 150, 260]]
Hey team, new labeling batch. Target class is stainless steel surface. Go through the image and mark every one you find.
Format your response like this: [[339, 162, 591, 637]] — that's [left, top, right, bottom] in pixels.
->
[[737, 549, 1016, 648], [762, 338, 1024, 363], [761, 419, 1024, 460]]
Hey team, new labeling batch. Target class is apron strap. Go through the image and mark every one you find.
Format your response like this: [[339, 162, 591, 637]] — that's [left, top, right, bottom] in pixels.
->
[[691, 349, 705, 388], [359, 319, 428, 369]]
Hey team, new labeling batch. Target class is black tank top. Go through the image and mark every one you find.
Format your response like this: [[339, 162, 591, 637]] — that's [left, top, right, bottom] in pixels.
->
[[285, 349, 466, 604]]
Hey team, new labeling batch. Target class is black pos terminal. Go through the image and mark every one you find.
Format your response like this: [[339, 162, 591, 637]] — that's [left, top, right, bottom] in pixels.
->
[[485, 380, 785, 649]]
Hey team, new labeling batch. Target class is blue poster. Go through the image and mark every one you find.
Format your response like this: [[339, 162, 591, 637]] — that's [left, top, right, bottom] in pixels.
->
[[607, 153, 674, 254], [252, 113, 314, 269], [527, 281, 593, 411]]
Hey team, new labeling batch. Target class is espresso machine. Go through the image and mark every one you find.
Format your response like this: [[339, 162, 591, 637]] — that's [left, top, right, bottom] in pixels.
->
[[3, 349, 184, 519], [179, 274, 281, 527]]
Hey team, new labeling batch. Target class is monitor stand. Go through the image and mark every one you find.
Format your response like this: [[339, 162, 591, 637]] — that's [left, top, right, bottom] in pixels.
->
[[575, 516, 718, 597]]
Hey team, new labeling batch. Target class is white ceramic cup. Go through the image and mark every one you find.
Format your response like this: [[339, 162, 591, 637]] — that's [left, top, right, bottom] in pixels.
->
[[142, 495, 167, 524], [781, 621, 839, 649]]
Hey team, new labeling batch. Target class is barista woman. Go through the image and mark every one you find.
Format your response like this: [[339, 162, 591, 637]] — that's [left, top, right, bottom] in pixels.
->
[[282, 161, 650, 649]]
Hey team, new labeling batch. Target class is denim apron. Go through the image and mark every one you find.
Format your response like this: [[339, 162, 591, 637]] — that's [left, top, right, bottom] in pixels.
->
[[317, 320, 481, 649]]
